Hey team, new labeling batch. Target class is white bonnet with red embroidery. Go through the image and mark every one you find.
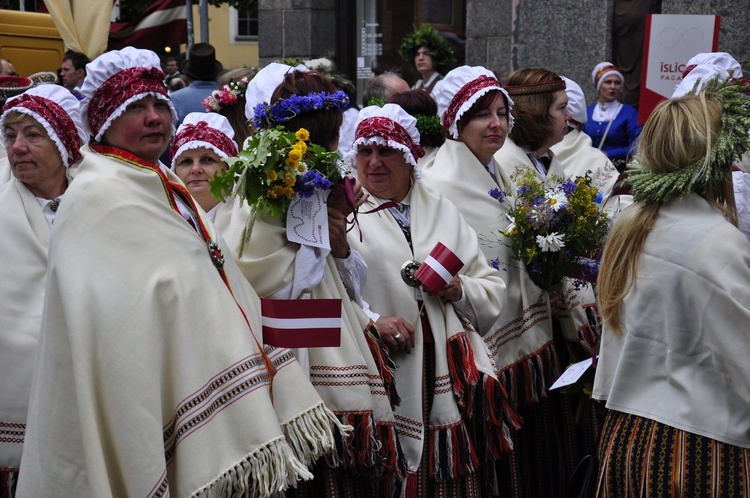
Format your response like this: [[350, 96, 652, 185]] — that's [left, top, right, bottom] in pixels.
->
[[351, 103, 424, 176], [1, 84, 87, 168], [671, 52, 742, 98], [170, 112, 238, 168], [80, 47, 177, 142], [434, 65, 513, 139]]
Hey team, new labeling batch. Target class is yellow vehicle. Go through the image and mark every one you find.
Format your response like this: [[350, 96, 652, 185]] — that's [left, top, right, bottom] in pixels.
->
[[0, 10, 65, 77]]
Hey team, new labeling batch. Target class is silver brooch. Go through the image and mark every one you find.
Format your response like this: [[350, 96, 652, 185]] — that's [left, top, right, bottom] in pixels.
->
[[207, 240, 224, 270], [400, 260, 421, 287]]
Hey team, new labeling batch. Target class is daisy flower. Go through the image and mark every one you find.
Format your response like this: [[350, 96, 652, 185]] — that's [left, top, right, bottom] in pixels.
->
[[536, 232, 565, 252]]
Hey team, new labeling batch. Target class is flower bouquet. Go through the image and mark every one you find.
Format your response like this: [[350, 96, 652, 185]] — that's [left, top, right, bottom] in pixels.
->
[[491, 168, 610, 292], [202, 76, 250, 112], [210, 126, 344, 244]]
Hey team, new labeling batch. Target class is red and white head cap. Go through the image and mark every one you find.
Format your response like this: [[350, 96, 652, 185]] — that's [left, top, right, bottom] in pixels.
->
[[170, 112, 238, 168], [435, 65, 513, 139], [1, 84, 87, 168], [352, 103, 425, 176], [80, 47, 177, 142], [592, 62, 624, 91]]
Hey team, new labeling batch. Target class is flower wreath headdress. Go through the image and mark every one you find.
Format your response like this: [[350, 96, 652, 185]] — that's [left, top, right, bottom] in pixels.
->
[[252, 90, 350, 129], [627, 77, 750, 205], [202, 77, 250, 112]]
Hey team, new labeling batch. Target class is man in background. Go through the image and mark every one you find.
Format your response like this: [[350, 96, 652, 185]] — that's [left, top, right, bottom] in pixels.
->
[[60, 51, 90, 99], [170, 43, 221, 126], [0, 59, 17, 76]]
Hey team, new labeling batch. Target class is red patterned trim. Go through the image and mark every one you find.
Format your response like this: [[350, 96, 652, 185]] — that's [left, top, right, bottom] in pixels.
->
[[169, 121, 238, 160], [88, 66, 167, 137], [443, 75, 499, 134], [681, 64, 698, 79], [595, 64, 622, 85], [162, 354, 271, 465], [505, 79, 567, 97], [355, 116, 425, 162], [3, 94, 82, 165]]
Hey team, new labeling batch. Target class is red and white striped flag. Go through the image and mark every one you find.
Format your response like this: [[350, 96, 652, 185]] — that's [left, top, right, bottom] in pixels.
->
[[260, 298, 342, 348], [108, 0, 187, 52], [414, 242, 464, 294]]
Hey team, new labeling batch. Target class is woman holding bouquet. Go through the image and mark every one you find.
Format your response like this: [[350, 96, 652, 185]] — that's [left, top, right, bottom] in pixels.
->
[[490, 68, 605, 496], [348, 104, 517, 497], [594, 82, 750, 496], [220, 64, 406, 496]]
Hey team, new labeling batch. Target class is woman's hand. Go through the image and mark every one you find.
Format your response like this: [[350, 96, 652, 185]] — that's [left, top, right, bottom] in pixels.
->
[[375, 315, 415, 353], [328, 207, 350, 258], [424, 274, 463, 303], [328, 177, 368, 217]]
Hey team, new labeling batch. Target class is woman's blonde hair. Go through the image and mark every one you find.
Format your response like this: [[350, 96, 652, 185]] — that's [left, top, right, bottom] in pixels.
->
[[598, 92, 736, 333]]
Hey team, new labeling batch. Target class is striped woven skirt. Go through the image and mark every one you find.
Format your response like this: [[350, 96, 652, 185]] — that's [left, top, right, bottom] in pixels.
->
[[596, 409, 750, 497]]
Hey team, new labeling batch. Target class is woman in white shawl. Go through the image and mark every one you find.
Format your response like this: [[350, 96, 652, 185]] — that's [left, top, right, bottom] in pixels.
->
[[16, 47, 345, 498], [594, 84, 750, 497], [170, 112, 238, 225], [493, 68, 603, 497], [348, 103, 518, 497], [0, 84, 86, 497], [221, 64, 406, 496]]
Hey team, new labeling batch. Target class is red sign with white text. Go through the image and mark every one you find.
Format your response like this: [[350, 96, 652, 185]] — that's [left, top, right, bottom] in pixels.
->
[[639, 14, 719, 124]]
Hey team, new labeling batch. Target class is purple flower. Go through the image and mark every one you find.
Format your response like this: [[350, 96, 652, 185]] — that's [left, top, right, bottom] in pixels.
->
[[296, 170, 332, 198], [489, 258, 500, 270], [559, 181, 576, 196], [489, 187, 507, 203], [518, 185, 532, 196]]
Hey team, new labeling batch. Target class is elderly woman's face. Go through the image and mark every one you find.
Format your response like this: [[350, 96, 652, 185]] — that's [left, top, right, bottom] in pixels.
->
[[599, 76, 621, 103], [4, 115, 66, 196], [103, 95, 172, 164], [174, 147, 226, 211], [457, 92, 509, 165], [356, 144, 411, 202]]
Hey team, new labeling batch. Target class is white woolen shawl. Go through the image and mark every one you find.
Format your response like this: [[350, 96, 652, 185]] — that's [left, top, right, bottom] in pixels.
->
[[420, 139, 556, 395], [16, 146, 338, 498], [0, 179, 51, 471], [495, 138, 602, 349], [348, 180, 509, 474], [0, 157, 10, 185], [551, 129, 624, 202], [215, 198, 402, 471], [593, 194, 750, 447]]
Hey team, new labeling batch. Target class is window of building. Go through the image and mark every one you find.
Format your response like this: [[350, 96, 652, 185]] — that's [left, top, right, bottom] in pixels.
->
[[0, 0, 43, 11], [230, 5, 258, 43]]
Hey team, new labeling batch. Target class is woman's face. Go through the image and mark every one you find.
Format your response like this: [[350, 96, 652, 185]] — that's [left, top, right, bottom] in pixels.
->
[[598, 76, 621, 103], [543, 90, 571, 151], [457, 92, 509, 165], [174, 147, 226, 211], [103, 95, 172, 164], [4, 115, 67, 197], [356, 144, 412, 202]]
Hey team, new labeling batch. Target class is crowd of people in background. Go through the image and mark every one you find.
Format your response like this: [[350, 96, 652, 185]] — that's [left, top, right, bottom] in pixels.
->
[[1, 25, 749, 498]]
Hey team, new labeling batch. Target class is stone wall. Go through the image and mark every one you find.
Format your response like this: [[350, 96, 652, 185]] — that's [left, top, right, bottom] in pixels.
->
[[258, 0, 338, 66], [465, 0, 749, 105]]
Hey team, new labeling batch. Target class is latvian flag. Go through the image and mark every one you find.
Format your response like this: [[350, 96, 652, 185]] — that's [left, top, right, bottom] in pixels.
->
[[414, 242, 464, 294], [261, 298, 342, 348], [108, 0, 187, 52]]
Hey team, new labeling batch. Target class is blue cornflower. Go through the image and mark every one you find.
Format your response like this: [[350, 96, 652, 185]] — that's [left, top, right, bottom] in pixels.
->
[[489, 187, 507, 203]]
